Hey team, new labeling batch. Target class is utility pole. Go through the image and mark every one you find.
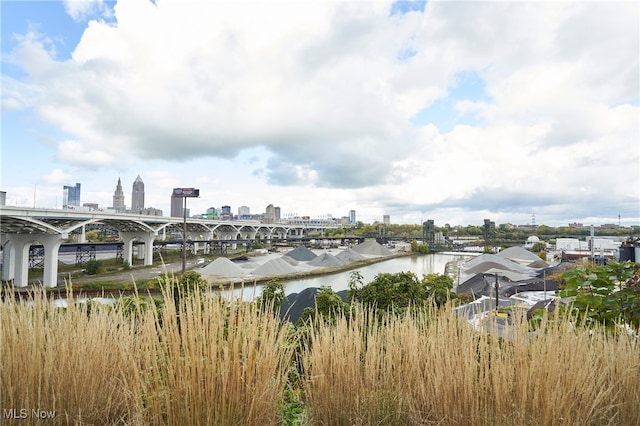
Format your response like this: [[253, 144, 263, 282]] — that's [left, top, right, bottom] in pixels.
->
[[182, 196, 187, 273], [494, 273, 499, 311]]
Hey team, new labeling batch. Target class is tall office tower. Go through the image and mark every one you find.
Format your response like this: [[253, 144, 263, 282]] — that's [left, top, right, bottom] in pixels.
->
[[131, 175, 145, 213], [349, 210, 356, 224], [170, 194, 184, 218], [63, 183, 81, 208], [265, 204, 276, 223], [274, 206, 281, 223], [206, 207, 218, 218], [112, 178, 126, 212], [220, 205, 232, 220], [238, 205, 250, 219]]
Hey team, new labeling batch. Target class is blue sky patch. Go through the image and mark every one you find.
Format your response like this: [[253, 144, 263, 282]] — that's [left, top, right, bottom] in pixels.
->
[[1, 1, 83, 61], [410, 70, 492, 133], [397, 46, 417, 61], [390, 0, 427, 16]]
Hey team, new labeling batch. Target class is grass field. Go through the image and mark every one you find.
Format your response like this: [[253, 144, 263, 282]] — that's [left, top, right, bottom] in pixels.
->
[[1, 284, 638, 425]]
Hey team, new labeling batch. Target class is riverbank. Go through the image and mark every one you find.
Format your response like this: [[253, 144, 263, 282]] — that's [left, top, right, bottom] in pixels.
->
[[2, 249, 416, 300], [217, 250, 415, 288]]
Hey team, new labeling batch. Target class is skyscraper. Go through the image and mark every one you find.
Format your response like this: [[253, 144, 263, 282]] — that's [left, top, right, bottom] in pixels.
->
[[349, 210, 356, 224], [131, 175, 145, 213], [63, 183, 81, 208], [265, 204, 276, 223], [171, 194, 183, 218], [112, 178, 126, 212], [238, 205, 250, 219]]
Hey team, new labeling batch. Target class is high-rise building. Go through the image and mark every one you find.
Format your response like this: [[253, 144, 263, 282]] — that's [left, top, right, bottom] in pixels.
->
[[63, 183, 81, 208], [383, 215, 390, 226], [238, 205, 250, 220], [112, 178, 126, 212], [131, 175, 145, 213], [220, 205, 232, 220], [140, 207, 163, 216], [206, 207, 218, 218], [265, 204, 276, 223], [274, 206, 281, 223], [0, 191, 6, 207], [349, 210, 356, 225], [170, 194, 184, 218]]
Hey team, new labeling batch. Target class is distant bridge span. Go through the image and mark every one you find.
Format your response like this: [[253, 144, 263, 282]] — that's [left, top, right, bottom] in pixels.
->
[[0, 206, 334, 287]]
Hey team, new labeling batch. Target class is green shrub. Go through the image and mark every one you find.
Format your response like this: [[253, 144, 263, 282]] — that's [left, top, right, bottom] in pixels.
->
[[85, 259, 103, 275]]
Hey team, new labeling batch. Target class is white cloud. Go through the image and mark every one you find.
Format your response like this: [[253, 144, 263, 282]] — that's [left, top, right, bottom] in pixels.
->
[[63, 0, 112, 23], [41, 168, 72, 185], [2, 0, 638, 225]]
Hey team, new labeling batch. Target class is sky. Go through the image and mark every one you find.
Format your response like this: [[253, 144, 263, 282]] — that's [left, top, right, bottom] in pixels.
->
[[1, 0, 639, 227]]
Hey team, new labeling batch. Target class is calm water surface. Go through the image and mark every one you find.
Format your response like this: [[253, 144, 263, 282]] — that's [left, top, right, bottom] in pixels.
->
[[223, 253, 472, 300]]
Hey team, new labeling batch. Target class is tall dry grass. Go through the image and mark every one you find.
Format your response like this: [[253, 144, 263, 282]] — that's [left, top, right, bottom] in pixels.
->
[[3, 286, 639, 425], [1, 286, 292, 425], [0, 290, 142, 424], [135, 288, 293, 425], [302, 306, 640, 425]]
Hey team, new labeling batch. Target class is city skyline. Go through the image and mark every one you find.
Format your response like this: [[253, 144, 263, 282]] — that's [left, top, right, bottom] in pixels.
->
[[1, 1, 638, 227]]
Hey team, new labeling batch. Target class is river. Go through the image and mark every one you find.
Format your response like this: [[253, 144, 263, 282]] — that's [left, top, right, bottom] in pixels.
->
[[221, 253, 473, 300]]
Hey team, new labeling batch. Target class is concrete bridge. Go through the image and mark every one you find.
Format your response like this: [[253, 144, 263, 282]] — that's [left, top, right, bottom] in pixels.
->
[[0, 206, 334, 287]]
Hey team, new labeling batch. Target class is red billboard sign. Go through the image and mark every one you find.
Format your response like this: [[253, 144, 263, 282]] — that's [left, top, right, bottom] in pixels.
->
[[172, 188, 200, 197]]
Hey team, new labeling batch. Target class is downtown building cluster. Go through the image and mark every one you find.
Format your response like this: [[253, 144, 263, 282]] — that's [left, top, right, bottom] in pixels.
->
[[57, 177, 357, 226]]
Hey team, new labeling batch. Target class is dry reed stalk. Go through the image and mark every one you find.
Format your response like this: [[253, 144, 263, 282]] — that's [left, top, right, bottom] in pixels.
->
[[303, 305, 640, 426], [137, 288, 292, 425], [302, 308, 411, 425], [0, 290, 142, 425]]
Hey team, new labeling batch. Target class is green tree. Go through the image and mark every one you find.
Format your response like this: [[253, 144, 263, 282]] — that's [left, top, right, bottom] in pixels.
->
[[410, 240, 429, 254], [422, 273, 456, 307], [557, 261, 639, 330], [295, 286, 345, 326], [257, 279, 287, 315], [315, 285, 345, 316], [530, 241, 546, 252], [348, 270, 457, 316]]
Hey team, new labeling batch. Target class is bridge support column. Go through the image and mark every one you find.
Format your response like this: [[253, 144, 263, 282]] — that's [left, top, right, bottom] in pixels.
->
[[41, 234, 67, 287], [4, 233, 66, 288], [1, 240, 14, 282], [120, 232, 157, 267], [10, 235, 35, 288], [187, 233, 200, 254]]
